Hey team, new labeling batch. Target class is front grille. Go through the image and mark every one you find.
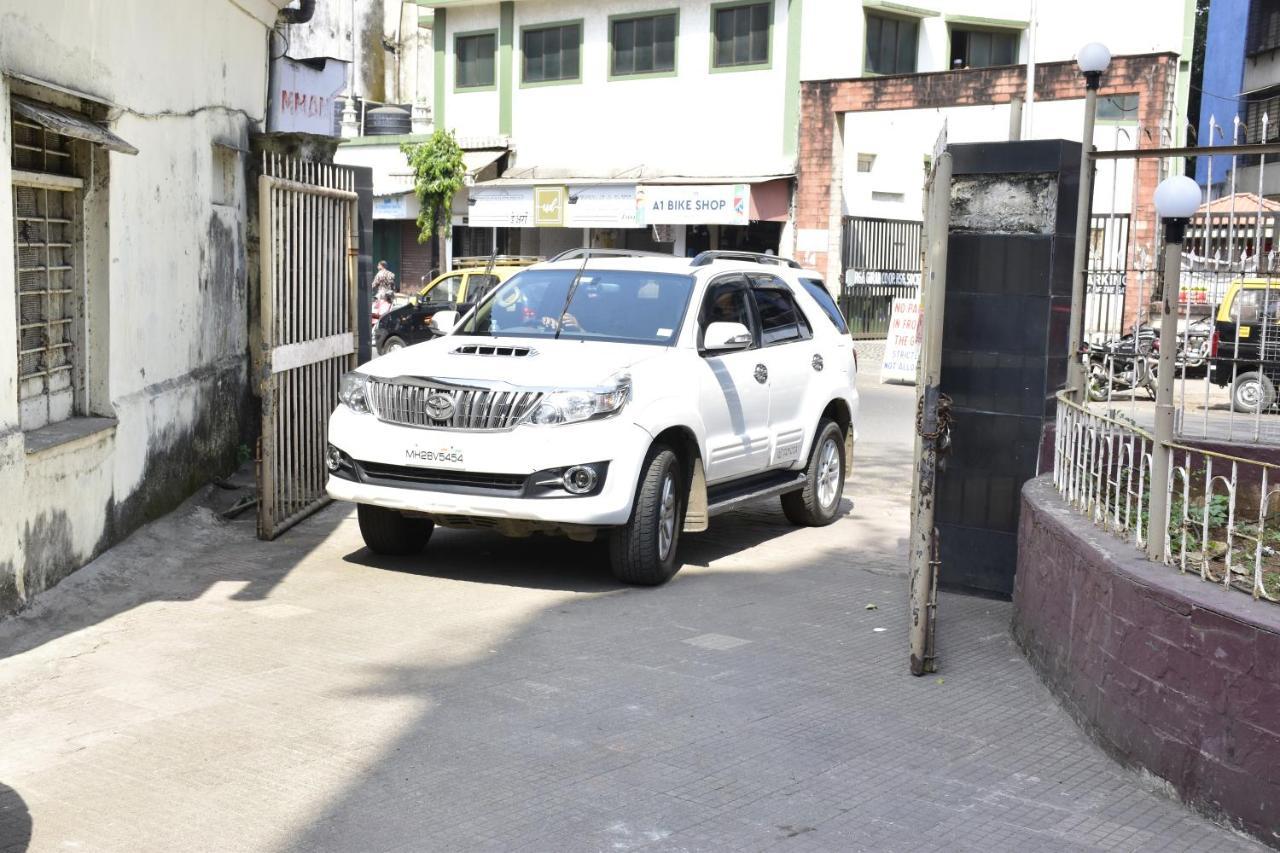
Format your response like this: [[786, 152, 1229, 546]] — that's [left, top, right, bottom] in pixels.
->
[[366, 379, 543, 431], [356, 460, 527, 494]]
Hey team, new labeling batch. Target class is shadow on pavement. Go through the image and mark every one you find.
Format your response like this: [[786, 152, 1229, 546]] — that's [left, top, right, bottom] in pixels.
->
[[0, 783, 31, 852], [0, 481, 345, 662]]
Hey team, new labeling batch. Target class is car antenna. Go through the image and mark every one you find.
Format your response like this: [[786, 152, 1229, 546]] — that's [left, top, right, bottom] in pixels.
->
[[553, 250, 591, 341]]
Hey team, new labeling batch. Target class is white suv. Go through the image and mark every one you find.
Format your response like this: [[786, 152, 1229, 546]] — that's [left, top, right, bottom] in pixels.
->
[[326, 249, 858, 585]]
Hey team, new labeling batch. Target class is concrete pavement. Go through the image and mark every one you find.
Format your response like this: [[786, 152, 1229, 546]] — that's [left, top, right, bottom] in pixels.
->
[[0, 375, 1265, 852]]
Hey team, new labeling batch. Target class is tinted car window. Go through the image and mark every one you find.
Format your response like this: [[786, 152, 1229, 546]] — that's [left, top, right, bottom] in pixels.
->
[[699, 277, 756, 350], [799, 277, 849, 334], [753, 287, 810, 346]]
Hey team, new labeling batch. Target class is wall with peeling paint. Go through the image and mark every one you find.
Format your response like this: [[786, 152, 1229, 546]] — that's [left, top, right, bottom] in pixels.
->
[[0, 0, 292, 615]]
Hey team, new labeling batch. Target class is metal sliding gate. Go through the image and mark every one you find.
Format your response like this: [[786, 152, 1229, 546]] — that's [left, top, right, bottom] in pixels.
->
[[256, 155, 359, 539], [840, 217, 923, 339]]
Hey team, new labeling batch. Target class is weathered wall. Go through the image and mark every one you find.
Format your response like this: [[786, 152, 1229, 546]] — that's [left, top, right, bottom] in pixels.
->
[[0, 0, 288, 614], [1015, 475, 1280, 847]]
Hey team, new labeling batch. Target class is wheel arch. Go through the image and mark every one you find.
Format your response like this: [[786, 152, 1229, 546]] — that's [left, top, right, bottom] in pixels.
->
[[820, 397, 855, 471], [650, 425, 708, 534]]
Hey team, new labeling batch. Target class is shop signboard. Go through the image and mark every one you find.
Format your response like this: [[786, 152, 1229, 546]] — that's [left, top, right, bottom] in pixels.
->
[[469, 186, 534, 227], [636, 184, 749, 226], [534, 185, 567, 227], [373, 194, 409, 220], [565, 185, 639, 228]]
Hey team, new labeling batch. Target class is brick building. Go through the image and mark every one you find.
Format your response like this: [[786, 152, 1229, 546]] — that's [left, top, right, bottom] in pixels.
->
[[794, 53, 1181, 331]]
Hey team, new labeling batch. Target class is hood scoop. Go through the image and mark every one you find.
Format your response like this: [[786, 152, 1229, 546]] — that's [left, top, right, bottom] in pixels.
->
[[451, 343, 537, 357]]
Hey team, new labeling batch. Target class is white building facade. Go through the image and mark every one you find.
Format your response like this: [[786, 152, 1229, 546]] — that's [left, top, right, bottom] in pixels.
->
[[0, 0, 291, 613]]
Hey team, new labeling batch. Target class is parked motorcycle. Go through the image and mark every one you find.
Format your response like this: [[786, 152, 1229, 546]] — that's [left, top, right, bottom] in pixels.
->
[[1086, 318, 1214, 402], [1087, 326, 1159, 402]]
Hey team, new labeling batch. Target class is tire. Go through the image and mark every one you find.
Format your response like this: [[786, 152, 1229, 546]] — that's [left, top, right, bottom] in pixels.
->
[[379, 335, 407, 356], [782, 420, 846, 527], [609, 446, 684, 586], [357, 504, 433, 555], [1231, 371, 1276, 414]]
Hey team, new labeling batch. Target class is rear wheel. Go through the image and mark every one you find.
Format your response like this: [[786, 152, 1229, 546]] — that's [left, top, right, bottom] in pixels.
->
[[379, 335, 407, 356], [357, 504, 433, 555], [609, 446, 684, 586], [1231, 371, 1276, 414], [782, 420, 846, 527]]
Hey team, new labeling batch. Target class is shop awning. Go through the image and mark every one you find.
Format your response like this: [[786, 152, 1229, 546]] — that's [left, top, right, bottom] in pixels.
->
[[462, 148, 506, 181], [11, 96, 137, 155]]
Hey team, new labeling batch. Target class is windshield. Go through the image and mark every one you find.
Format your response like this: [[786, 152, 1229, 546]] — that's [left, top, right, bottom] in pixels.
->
[[456, 268, 695, 345]]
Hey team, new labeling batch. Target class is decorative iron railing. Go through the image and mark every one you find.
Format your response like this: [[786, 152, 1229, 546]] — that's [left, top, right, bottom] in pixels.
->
[[1055, 391, 1280, 603]]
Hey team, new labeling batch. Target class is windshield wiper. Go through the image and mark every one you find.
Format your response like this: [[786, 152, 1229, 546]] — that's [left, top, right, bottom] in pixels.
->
[[553, 254, 591, 340]]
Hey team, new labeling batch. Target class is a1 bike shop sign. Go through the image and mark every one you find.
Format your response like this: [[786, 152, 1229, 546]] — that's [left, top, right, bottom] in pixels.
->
[[636, 184, 749, 226], [881, 298, 923, 384]]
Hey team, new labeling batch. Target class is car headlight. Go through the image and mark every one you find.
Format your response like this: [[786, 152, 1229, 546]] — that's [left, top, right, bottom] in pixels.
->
[[528, 374, 631, 426], [338, 372, 371, 414]]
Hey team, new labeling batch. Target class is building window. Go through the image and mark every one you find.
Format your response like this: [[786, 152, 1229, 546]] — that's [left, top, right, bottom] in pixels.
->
[[1096, 93, 1139, 121], [611, 12, 678, 77], [712, 2, 771, 69], [949, 28, 1018, 69], [456, 31, 497, 89], [522, 22, 582, 85], [1248, 0, 1280, 56], [12, 114, 81, 431], [1246, 88, 1280, 143], [857, 153, 876, 173], [865, 13, 917, 75]]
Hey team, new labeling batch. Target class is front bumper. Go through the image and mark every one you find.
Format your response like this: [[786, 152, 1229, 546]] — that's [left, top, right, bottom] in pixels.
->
[[326, 406, 651, 526]]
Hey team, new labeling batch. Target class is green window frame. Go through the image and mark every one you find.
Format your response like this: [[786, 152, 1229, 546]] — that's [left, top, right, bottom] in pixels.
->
[[948, 26, 1018, 69], [455, 30, 497, 91], [610, 10, 679, 79], [864, 11, 917, 75], [521, 20, 583, 86], [711, 1, 772, 72]]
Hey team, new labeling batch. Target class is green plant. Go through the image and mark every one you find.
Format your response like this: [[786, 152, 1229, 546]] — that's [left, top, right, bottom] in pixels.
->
[[401, 131, 466, 255]]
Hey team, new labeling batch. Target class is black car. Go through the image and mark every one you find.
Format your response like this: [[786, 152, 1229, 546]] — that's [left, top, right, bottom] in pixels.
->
[[375, 270, 502, 355]]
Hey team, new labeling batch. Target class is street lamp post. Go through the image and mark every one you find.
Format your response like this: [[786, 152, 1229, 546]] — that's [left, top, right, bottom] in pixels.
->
[[1066, 43, 1111, 401], [1146, 175, 1201, 561]]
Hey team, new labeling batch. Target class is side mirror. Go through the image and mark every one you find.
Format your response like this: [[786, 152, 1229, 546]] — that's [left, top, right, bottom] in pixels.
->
[[428, 310, 459, 335], [703, 321, 753, 353]]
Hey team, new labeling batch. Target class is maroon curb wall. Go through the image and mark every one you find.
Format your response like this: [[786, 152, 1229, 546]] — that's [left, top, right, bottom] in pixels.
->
[[1014, 475, 1280, 847]]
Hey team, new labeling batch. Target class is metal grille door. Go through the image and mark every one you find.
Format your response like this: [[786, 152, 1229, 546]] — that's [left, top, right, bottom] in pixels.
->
[[257, 155, 359, 539]]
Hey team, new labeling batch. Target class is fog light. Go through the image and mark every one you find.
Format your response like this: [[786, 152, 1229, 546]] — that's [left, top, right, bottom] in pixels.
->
[[326, 445, 343, 472], [562, 465, 598, 494]]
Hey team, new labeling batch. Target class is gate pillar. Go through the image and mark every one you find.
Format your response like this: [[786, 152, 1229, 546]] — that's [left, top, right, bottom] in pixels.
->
[[933, 140, 1082, 597]]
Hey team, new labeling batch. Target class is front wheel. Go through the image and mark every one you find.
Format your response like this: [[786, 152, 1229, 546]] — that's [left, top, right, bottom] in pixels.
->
[[609, 446, 684, 586], [357, 504, 433, 555], [1232, 371, 1276, 414], [782, 420, 846, 527], [379, 335, 407, 356]]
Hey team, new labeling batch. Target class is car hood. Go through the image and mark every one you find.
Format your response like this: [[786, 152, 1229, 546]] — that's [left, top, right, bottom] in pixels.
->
[[360, 335, 672, 388]]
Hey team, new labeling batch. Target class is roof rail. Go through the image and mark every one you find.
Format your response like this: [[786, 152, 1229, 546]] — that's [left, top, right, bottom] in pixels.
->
[[689, 250, 802, 269], [548, 248, 677, 262]]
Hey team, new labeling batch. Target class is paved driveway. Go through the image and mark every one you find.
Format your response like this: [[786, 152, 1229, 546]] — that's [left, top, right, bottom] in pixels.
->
[[0, 377, 1263, 852]]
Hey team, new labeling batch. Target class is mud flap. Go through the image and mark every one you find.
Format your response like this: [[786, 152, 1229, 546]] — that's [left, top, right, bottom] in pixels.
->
[[683, 457, 708, 533]]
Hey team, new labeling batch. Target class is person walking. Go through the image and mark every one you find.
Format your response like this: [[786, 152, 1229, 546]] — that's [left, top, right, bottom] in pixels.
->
[[372, 260, 397, 298]]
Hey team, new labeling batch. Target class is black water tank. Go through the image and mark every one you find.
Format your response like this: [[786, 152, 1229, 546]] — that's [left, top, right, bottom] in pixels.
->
[[365, 106, 411, 136]]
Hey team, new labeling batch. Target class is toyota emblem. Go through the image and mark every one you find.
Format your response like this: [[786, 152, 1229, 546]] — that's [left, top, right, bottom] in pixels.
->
[[425, 392, 455, 421]]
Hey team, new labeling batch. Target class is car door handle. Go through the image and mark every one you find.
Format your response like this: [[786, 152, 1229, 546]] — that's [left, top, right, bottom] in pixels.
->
[[754, 364, 768, 384]]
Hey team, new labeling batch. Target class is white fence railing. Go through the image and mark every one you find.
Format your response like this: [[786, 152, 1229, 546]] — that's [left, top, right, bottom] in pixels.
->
[[1055, 391, 1280, 603]]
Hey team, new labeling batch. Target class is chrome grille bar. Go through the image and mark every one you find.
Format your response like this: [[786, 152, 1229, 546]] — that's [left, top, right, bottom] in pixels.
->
[[366, 379, 542, 431]]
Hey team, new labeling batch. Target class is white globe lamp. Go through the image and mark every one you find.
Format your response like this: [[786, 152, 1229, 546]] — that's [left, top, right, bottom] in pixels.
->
[[1076, 43, 1112, 75], [1154, 175, 1202, 221]]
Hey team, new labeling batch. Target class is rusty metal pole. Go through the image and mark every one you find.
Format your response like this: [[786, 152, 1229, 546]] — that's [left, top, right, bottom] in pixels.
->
[[1147, 224, 1184, 561], [1146, 174, 1200, 560], [1066, 80, 1101, 401], [908, 147, 951, 676]]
